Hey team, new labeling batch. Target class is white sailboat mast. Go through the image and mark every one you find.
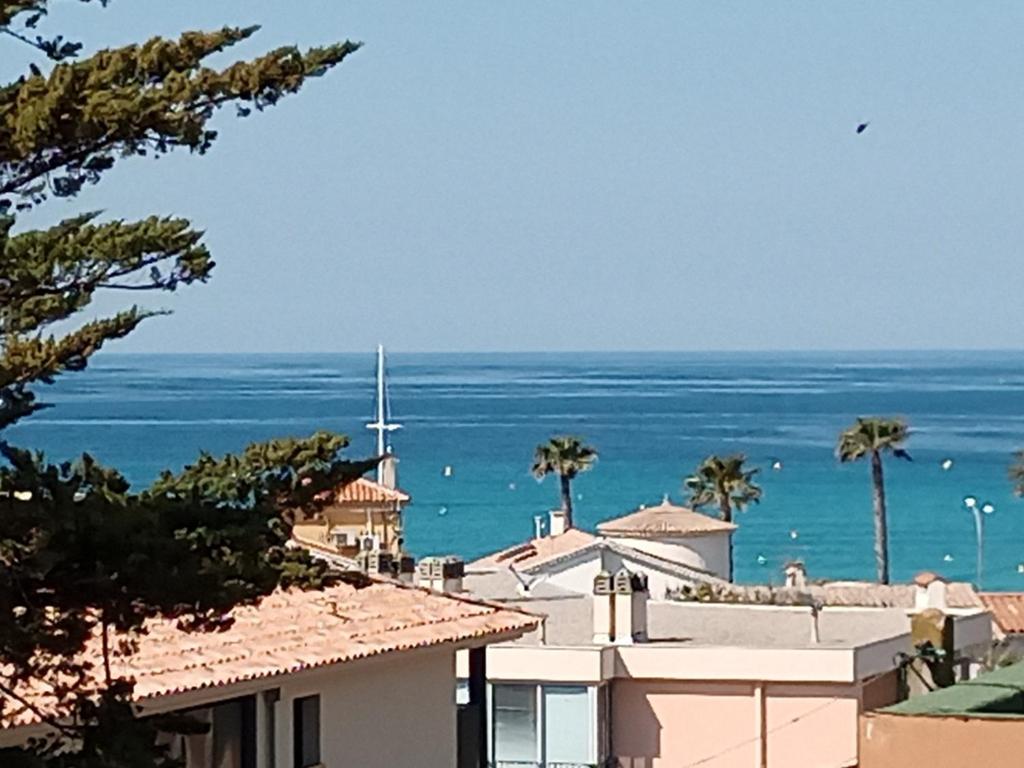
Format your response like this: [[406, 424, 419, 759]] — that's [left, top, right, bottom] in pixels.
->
[[366, 344, 401, 481]]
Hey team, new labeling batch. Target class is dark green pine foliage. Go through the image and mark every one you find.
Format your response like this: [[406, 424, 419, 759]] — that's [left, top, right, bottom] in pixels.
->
[[0, 3, 365, 765]]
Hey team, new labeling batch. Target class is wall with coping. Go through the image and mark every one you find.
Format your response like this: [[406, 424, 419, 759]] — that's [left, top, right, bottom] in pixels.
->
[[860, 712, 1024, 768]]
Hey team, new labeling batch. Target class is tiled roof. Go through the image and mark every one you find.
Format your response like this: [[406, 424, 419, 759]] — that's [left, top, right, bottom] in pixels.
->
[[979, 592, 1024, 634], [1, 582, 536, 730], [333, 476, 409, 504], [470, 528, 597, 571], [597, 498, 736, 537]]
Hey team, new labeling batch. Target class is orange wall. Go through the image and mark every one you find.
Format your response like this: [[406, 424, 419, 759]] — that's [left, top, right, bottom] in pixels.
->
[[860, 713, 1024, 768], [612, 680, 758, 768], [612, 679, 866, 768]]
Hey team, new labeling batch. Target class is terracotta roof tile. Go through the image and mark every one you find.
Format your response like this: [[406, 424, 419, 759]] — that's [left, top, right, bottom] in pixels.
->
[[724, 581, 982, 609], [598, 499, 736, 537], [333, 477, 409, 504], [1, 582, 536, 730], [470, 528, 597, 571], [979, 592, 1024, 634]]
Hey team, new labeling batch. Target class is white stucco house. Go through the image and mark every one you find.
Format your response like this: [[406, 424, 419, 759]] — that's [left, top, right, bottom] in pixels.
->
[[470, 497, 736, 600]]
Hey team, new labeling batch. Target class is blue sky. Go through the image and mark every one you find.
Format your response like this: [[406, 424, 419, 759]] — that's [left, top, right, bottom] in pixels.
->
[[5, 2, 1024, 352]]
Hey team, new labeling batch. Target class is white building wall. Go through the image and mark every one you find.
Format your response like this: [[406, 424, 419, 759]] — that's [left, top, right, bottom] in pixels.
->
[[611, 534, 731, 581], [544, 553, 610, 595], [274, 645, 458, 768]]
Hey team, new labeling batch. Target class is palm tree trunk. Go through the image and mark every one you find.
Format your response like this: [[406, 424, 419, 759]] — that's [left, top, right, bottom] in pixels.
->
[[560, 474, 574, 528], [870, 450, 890, 584], [720, 497, 734, 582]]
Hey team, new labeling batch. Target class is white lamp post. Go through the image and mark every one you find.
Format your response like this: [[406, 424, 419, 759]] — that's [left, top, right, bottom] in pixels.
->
[[963, 496, 995, 588]]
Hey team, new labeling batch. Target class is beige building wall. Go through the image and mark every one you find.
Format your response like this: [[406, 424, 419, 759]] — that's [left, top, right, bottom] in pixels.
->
[[860, 713, 1024, 768], [612, 679, 869, 768], [274, 645, 457, 768]]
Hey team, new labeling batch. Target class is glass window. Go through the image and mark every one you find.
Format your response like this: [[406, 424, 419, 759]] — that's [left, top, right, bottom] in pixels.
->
[[456, 679, 470, 706], [293, 695, 321, 768], [492, 684, 538, 764], [543, 686, 592, 765]]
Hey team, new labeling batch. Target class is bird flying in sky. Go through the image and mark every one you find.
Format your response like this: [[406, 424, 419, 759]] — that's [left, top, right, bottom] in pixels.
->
[[856, 122, 870, 134]]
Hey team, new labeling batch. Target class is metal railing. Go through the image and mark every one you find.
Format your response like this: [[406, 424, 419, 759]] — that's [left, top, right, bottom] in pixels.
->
[[489, 761, 603, 768]]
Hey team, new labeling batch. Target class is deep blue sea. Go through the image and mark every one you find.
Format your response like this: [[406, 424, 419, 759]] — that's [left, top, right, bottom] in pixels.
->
[[6, 351, 1024, 589]]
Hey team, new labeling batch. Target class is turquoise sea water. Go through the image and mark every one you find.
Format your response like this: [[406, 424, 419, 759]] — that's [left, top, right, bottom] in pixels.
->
[[6, 351, 1024, 589]]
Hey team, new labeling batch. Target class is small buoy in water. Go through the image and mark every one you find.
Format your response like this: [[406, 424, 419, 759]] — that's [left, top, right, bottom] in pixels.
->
[[508, 482, 516, 491], [789, 530, 799, 540], [756, 554, 767, 566], [941, 458, 954, 471], [442, 465, 453, 477], [772, 460, 783, 471], [943, 554, 954, 563], [438, 506, 448, 516], [577, 493, 583, 501], [1017, 563, 1024, 574]]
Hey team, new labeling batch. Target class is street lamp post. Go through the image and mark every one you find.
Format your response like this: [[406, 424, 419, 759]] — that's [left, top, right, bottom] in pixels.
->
[[963, 496, 995, 589]]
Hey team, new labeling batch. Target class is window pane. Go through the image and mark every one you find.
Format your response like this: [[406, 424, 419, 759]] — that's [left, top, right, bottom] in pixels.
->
[[493, 684, 537, 763], [212, 701, 243, 768], [456, 679, 470, 706], [544, 686, 592, 764], [293, 695, 321, 768]]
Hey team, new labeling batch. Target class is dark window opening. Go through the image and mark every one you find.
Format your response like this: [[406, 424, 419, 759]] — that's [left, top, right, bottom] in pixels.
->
[[293, 695, 321, 768]]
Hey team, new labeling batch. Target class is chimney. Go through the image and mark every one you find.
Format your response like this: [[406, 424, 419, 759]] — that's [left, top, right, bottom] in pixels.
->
[[784, 561, 807, 589], [549, 509, 569, 537], [913, 572, 948, 612], [358, 549, 394, 577], [379, 455, 398, 490], [809, 600, 822, 644], [592, 571, 614, 643], [612, 568, 649, 644], [393, 553, 415, 584], [417, 555, 465, 593]]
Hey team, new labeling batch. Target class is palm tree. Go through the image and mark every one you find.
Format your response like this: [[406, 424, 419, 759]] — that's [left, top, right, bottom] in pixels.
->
[[531, 435, 598, 529], [684, 454, 762, 580], [1010, 451, 1024, 498], [836, 417, 911, 585]]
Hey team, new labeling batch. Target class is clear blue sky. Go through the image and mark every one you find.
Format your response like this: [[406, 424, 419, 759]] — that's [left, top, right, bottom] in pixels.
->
[[5, 2, 1024, 352]]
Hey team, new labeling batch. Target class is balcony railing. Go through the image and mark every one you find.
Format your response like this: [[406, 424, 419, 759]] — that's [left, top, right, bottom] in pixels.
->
[[490, 761, 604, 768]]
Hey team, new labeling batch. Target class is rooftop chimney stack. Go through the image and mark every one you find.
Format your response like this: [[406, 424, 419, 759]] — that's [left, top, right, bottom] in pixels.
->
[[784, 561, 807, 589], [417, 556, 465, 593], [592, 571, 614, 644], [549, 509, 569, 537], [613, 568, 649, 644], [913, 572, 948, 612]]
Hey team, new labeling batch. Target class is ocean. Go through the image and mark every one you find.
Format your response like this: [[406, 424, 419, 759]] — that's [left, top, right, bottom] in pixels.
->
[[6, 351, 1024, 589]]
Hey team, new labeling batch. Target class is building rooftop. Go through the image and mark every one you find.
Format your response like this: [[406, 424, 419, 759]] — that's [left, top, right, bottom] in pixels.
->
[[597, 497, 736, 538], [979, 592, 1024, 635], [882, 662, 1024, 718], [1, 581, 537, 730], [331, 476, 410, 504], [484, 592, 911, 649], [469, 528, 597, 571]]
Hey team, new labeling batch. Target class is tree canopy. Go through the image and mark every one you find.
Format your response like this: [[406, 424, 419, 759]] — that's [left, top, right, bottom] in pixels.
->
[[0, 3, 366, 765]]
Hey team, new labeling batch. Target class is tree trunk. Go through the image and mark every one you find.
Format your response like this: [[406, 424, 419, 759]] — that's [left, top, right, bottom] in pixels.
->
[[560, 474, 574, 529], [870, 450, 890, 584], [720, 497, 734, 582]]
